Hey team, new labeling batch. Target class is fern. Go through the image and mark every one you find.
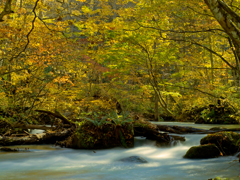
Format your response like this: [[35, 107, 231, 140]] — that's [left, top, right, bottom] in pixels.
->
[[108, 111, 133, 126]]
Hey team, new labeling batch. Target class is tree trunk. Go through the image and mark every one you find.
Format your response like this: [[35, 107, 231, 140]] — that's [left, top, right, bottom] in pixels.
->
[[208, 32, 214, 84], [154, 91, 159, 121], [0, 129, 72, 146], [204, 0, 240, 70]]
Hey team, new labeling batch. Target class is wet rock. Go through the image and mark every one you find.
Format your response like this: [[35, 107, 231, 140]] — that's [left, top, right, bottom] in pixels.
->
[[209, 127, 225, 131], [0, 147, 19, 152], [134, 120, 173, 146], [184, 144, 221, 158], [200, 131, 240, 155], [119, 156, 148, 163], [0, 147, 30, 152]]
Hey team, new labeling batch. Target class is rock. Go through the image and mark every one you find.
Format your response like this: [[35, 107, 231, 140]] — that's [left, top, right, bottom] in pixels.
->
[[0, 147, 18, 152], [180, 101, 240, 124], [209, 127, 225, 131], [184, 144, 221, 158], [61, 121, 134, 149], [0, 147, 30, 152], [200, 131, 240, 155], [119, 156, 148, 163]]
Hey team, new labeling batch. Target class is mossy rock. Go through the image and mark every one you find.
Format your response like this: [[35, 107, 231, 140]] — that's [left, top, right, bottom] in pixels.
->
[[210, 177, 231, 180], [66, 121, 134, 149], [134, 120, 158, 136], [178, 106, 206, 122], [179, 101, 239, 124], [195, 116, 239, 124], [194, 103, 239, 124], [184, 144, 221, 158], [200, 131, 240, 155]]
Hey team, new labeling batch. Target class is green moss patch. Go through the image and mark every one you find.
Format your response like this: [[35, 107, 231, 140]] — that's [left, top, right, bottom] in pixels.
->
[[200, 131, 240, 155], [66, 120, 134, 149], [184, 144, 221, 159]]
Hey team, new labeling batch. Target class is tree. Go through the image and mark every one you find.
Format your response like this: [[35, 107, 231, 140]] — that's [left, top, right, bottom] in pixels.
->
[[204, 0, 240, 80]]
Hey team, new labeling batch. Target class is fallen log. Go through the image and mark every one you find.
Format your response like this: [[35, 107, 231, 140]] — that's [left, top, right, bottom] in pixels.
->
[[12, 124, 54, 131], [0, 128, 72, 146], [134, 126, 185, 146], [157, 125, 240, 134], [156, 125, 209, 134], [0, 147, 30, 152], [35, 109, 75, 125], [0, 147, 19, 152], [209, 127, 240, 131]]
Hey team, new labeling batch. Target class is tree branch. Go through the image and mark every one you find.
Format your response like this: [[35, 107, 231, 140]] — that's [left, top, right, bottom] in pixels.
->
[[217, 0, 240, 29], [0, 0, 14, 22]]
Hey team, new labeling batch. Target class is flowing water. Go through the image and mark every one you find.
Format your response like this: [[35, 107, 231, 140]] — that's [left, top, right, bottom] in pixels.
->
[[0, 122, 240, 180]]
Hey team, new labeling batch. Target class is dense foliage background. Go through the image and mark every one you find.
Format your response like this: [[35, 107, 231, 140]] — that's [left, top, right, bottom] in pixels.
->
[[1, 0, 240, 123]]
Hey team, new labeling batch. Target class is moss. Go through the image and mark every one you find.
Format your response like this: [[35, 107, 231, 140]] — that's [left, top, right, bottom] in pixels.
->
[[71, 120, 134, 149], [201, 131, 240, 145], [212, 177, 231, 180], [134, 120, 157, 131], [184, 144, 221, 158], [200, 131, 240, 155]]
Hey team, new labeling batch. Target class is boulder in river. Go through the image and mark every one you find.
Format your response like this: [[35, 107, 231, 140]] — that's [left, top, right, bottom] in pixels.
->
[[119, 156, 148, 163], [184, 144, 221, 158], [60, 120, 134, 149], [200, 131, 240, 155]]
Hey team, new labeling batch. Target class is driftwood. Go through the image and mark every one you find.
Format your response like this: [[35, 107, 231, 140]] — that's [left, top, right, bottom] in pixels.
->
[[0, 147, 19, 152], [0, 128, 72, 146], [12, 124, 54, 131], [35, 110, 75, 125], [157, 125, 210, 134], [0, 147, 30, 152], [157, 125, 240, 134], [2, 124, 54, 137], [134, 126, 185, 145]]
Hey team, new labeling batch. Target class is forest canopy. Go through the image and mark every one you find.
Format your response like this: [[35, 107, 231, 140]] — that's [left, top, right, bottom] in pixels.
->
[[0, 0, 240, 123]]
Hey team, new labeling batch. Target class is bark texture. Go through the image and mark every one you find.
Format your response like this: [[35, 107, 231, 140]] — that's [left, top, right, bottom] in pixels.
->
[[204, 0, 240, 61]]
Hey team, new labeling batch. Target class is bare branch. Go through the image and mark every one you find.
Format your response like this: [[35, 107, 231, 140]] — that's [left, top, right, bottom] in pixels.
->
[[7, 0, 40, 64]]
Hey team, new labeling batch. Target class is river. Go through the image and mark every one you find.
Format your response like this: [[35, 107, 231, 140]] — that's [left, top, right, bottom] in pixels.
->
[[0, 122, 240, 180]]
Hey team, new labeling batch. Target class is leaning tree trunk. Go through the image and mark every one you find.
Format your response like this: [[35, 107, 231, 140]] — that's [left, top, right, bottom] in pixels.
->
[[204, 0, 240, 76]]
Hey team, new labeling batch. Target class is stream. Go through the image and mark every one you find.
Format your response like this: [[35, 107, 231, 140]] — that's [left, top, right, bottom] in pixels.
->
[[0, 122, 240, 180]]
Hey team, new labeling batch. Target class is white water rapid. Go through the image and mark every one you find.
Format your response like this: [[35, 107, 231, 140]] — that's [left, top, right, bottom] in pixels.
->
[[0, 122, 240, 180]]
